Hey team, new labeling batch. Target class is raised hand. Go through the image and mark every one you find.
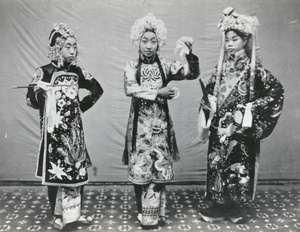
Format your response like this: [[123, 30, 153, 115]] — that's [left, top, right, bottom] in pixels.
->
[[174, 36, 194, 59]]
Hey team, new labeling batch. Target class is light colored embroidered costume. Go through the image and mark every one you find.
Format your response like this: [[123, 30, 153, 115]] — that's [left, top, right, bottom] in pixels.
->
[[123, 13, 200, 227], [123, 56, 199, 184]]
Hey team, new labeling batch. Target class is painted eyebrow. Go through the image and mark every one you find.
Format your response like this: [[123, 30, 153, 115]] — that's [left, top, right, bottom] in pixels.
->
[[141, 38, 157, 41], [225, 35, 238, 40], [142, 36, 157, 40], [65, 43, 77, 46]]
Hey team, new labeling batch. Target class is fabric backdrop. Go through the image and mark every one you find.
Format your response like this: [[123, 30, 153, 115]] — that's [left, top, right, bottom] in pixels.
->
[[0, 0, 299, 183]]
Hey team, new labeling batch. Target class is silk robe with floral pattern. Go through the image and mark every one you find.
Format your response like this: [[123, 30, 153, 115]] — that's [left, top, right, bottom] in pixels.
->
[[123, 54, 200, 184]]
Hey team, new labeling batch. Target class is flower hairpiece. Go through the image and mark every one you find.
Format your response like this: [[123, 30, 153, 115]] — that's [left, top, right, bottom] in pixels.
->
[[130, 13, 167, 48], [218, 7, 260, 36]]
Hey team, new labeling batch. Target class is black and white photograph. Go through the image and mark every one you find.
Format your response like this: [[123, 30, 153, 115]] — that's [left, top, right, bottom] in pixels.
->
[[0, 0, 299, 231]]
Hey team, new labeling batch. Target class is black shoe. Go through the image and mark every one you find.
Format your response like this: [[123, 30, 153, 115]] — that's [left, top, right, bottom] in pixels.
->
[[141, 224, 158, 230], [158, 216, 166, 226], [226, 205, 247, 224], [199, 205, 226, 223]]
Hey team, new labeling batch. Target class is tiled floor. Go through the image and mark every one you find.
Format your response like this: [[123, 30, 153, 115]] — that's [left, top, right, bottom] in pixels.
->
[[0, 184, 299, 232]]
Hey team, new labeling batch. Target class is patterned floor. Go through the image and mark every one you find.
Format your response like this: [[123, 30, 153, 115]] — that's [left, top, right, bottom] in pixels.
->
[[0, 184, 299, 232]]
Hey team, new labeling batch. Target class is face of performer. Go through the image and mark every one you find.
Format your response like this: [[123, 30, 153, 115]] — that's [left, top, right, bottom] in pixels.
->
[[61, 37, 78, 64], [140, 31, 158, 58], [225, 30, 247, 56]]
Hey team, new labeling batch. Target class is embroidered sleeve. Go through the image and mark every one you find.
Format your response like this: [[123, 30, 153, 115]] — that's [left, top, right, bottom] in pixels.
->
[[124, 61, 158, 100], [81, 68, 93, 80], [26, 68, 44, 109], [165, 53, 200, 81], [78, 68, 103, 113], [250, 66, 284, 140]]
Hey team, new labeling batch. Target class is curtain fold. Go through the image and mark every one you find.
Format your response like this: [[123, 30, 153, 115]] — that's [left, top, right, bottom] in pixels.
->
[[0, 0, 299, 182]]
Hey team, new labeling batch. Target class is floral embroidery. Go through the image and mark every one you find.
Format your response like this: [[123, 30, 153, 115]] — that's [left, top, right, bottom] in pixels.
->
[[127, 64, 173, 184], [44, 72, 88, 185], [48, 160, 69, 180], [32, 68, 43, 83], [141, 65, 162, 89], [204, 49, 284, 204], [57, 99, 66, 108], [140, 117, 167, 142], [82, 68, 92, 80], [52, 110, 63, 129]]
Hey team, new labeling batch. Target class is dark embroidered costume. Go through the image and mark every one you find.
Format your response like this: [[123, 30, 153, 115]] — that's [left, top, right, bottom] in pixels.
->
[[201, 50, 284, 204], [27, 62, 103, 187]]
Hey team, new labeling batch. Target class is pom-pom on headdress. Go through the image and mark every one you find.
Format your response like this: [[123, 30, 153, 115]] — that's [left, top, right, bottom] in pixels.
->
[[130, 13, 167, 48], [214, 7, 261, 101], [48, 23, 78, 66]]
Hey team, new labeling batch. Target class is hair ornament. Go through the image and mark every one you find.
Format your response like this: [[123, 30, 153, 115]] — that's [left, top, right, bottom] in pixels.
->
[[130, 13, 167, 48], [49, 23, 77, 48]]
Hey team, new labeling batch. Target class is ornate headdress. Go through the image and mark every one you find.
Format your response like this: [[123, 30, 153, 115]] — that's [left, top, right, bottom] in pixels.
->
[[214, 7, 261, 101], [48, 23, 78, 66], [218, 7, 259, 36], [130, 13, 167, 48]]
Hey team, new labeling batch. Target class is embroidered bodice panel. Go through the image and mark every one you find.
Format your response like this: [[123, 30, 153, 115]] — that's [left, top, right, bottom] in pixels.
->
[[140, 63, 163, 90], [218, 50, 250, 107]]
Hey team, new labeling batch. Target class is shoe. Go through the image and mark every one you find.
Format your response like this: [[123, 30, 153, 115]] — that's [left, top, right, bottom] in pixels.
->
[[199, 205, 226, 223], [53, 217, 64, 231], [77, 215, 93, 224], [141, 224, 158, 230], [137, 213, 142, 223], [229, 215, 244, 224], [138, 214, 159, 230], [226, 204, 247, 224], [158, 216, 166, 226]]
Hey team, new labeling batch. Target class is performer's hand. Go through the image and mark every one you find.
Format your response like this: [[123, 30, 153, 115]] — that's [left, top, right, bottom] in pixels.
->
[[34, 80, 51, 100], [36, 80, 51, 92], [157, 87, 175, 99], [184, 41, 193, 54], [35, 88, 47, 103], [200, 99, 211, 120], [200, 95, 217, 121], [181, 36, 193, 54], [174, 36, 193, 59]]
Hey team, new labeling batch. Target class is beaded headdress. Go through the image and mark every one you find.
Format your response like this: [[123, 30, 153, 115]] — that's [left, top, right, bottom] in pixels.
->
[[130, 13, 167, 48], [48, 23, 78, 66], [214, 7, 261, 101]]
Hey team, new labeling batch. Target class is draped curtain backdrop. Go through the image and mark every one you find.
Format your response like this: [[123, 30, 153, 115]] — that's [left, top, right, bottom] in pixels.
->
[[0, 0, 299, 183]]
